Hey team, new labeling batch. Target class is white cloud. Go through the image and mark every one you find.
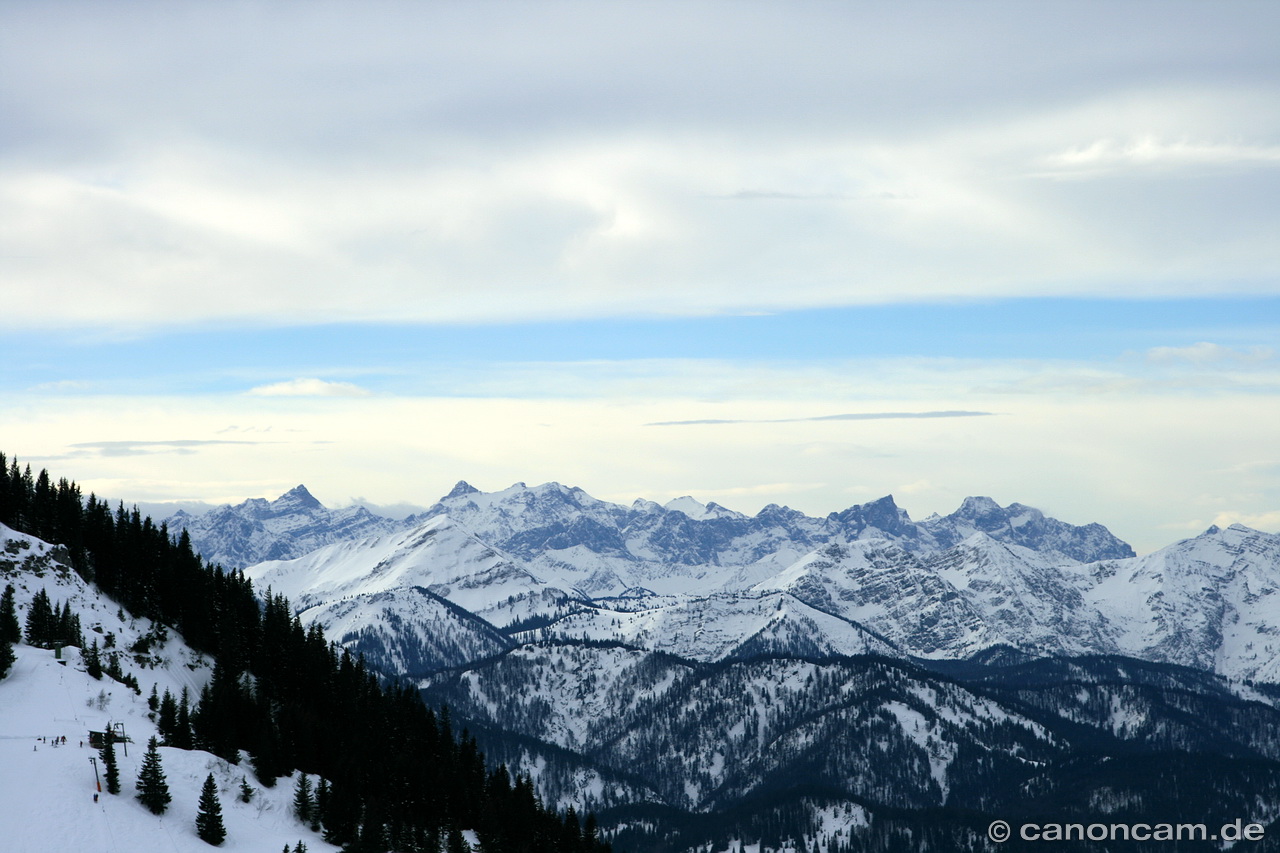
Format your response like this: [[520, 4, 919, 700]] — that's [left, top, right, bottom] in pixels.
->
[[1145, 342, 1275, 365], [1044, 138, 1280, 176], [1210, 510, 1280, 534], [246, 378, 372, 398]]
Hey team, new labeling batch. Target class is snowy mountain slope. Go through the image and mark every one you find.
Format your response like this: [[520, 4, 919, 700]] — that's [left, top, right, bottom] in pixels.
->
[[441, 644, 697, 753], [926, 533, 1118, 656], [244, 514, 588, 631], [0, 524, 335, 853], [1084, 524, 1280, 682], [305, 586, 515, 677], [517, 591, 898, 663], [751, 540, 997, 658]]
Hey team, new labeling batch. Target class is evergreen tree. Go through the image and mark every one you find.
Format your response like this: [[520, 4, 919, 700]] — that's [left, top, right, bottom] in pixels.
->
[[157, 688, 177, 742], [101, 738, 121, 795], [0, 636, 14, 680], [175, 686, 194, 749], [135, 736, 172, 814], [148, 683, 160, 713], [195, 773, 226, 846], [239, 776, 254, 804], [447, 824, 469, 853], [85, 640, 103, 680], [24, 589, 54, 647], [292, 772, 314, 824], [0, 584, 20, 644], [314, 777, 330, 831], [105, 651, 125, 683]]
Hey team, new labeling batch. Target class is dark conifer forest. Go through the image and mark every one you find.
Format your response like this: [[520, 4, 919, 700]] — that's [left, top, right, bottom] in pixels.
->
[[0, 452, 611, 853]]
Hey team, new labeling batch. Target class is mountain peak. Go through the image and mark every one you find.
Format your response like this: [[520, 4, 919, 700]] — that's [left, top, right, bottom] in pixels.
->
[[445, 480, 481, 499], [957, 496, 1002, 515], [273, 484, 323, 511]]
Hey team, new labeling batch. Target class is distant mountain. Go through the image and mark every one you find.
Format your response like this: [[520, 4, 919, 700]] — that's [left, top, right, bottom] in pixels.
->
[[164, 484, 402, 567]]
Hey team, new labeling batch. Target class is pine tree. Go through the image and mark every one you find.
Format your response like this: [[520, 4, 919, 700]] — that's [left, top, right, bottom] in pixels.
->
[[195, 773, 226, 845], [135, 736, 172, 814], [101, 738, 121, 795], [0, 636, 14, 680], [0, 584, 20, 644], [239, 776, 254, 803]]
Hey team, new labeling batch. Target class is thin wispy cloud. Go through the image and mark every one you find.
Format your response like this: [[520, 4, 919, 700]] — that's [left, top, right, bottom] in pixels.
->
[[1145, 342, 1275, 365], [68, 440, 270, 457], [1043, 138, 1280, 177], [246, 378, 373, 398], [648, 411, 994, 426]]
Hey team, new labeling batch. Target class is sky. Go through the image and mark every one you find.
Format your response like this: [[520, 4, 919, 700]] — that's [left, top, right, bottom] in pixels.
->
[[2, 0, 1278, 553]]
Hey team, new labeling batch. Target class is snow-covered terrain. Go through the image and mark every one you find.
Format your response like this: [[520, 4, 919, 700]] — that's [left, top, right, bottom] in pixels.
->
[[0, 523, 335, 853]]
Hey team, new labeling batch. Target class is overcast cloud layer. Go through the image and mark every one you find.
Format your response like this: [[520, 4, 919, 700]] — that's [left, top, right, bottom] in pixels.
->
[[2, 2, 1278, 553], [3, 1, 1279, 329]]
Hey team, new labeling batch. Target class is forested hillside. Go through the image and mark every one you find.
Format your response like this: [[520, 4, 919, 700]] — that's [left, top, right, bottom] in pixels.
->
[[0, 452, 610, 853]]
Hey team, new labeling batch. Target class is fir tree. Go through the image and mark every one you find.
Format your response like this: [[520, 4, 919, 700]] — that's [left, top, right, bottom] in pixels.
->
[[314, 777, 330, 831], [195, 773, 226, 845], [0, 635, 14, 680], [85, 640, 103, 680], [239, 775, 254, 803], [157, 688, 177, 742], [0, 584, 20, 644], [175, 686, 193, 749], [101, 738, 121, 795], [135, 736, 172, 814], [24, 589, 54, 647], [447, 825, 469, 853], [292, 772, 314, 824], [105, 651, 125, 683]]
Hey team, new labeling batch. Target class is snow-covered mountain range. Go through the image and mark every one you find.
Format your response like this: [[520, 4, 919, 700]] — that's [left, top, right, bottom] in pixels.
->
[[164, 482, 1280, 847], [181, 481, 1278, 682]]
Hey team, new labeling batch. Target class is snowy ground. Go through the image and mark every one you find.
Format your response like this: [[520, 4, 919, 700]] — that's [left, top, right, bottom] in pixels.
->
[[0, 528, 340, 853], [0, 644, 337, 853]]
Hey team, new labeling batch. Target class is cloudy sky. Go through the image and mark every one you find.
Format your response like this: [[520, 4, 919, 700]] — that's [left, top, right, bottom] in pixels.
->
[[2, 1, 1278, 553]]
